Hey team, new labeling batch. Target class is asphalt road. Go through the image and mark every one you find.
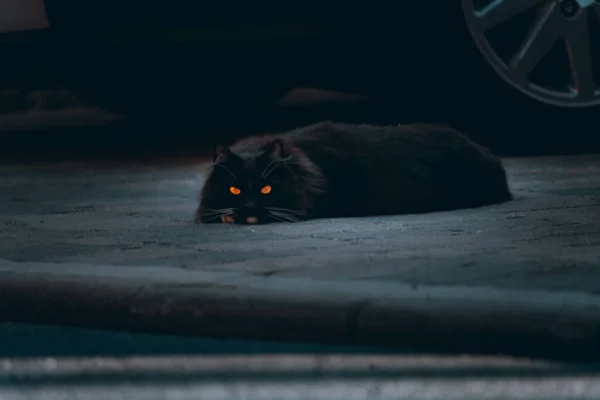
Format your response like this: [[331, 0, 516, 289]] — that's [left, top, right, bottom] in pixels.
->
[[1, 154, 599, 291], [0, 151, 599, 361]]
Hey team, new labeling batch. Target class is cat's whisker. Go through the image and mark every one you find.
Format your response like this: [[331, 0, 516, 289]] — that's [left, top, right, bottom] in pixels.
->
[[268, 214, 287, 223], [200, 210, 233, 215], [201, 213, 231, 219], [268, 210, 301, 223], [202, 214, 230, 223], [262, 159, 298, 180], [277, 215, 301, 223], [260, 158, 280, 179], [272, 209, 303, 220], [265, 207, 306, 216], [201, 207, 235, 213], [261, 162, 281, 180], [267, 212, 296, 223], [261, 156, 294, 177], [211, 163, 238, 180], [200, 207, 237, 222], [265, 206, 304, 212]]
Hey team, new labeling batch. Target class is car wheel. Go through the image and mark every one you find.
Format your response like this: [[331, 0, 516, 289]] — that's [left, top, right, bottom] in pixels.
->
[[462, 0, 600, 108]]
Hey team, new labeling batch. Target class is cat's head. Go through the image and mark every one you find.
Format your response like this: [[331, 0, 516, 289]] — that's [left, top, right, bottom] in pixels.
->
[[197, 137, 324, 224]]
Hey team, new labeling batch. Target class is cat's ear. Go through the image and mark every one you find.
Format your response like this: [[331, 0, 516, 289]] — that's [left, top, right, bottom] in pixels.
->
[[213, 144, 231, 162], [265, 139, 285, 158]]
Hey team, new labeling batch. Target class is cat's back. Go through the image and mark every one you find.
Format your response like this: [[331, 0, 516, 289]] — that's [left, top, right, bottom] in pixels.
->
[[284, 121, 492, 162], [285, 121, 511, 215]]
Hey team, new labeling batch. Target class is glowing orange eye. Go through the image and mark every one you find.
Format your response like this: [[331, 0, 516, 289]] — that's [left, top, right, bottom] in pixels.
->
[[261, 185, 272, 194], [229, 186, 241, 195]]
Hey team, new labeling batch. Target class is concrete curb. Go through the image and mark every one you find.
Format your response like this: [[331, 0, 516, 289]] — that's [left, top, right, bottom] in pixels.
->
[[2, 355, 599, 400], [1, 260, 599, 362]]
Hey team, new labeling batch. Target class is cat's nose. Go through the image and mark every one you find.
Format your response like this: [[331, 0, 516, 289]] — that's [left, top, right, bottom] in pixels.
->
[[245, 200, 257, 209]]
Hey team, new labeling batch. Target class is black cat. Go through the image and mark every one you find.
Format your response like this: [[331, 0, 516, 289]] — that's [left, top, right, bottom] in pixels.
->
[[195, 122, 512, 224]]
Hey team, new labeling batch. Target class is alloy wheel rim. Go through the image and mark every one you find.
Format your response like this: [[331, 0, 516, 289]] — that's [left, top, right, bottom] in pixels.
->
[[462, 0, 600, 107]]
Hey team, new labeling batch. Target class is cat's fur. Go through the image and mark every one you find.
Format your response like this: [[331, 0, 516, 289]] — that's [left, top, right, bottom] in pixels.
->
[[195, 122, 512, 224]]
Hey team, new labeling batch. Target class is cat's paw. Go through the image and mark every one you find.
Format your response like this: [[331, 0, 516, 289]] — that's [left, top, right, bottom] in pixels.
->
[[220, 215, 235, 224]]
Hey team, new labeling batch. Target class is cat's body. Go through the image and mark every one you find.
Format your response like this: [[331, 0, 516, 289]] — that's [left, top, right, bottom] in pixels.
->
[[196, 122, 512, 224]]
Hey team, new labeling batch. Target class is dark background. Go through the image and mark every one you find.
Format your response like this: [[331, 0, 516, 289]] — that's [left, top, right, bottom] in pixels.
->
[[1, 0, 599, 163]]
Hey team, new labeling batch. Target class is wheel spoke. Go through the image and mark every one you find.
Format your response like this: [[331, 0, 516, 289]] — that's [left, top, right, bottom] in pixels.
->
[[565, 10, 596, 99], [473, 0, 546, 31], [509, 3, 566, 83], [575, 0, 596, 7], [463, 0, 600, 106]]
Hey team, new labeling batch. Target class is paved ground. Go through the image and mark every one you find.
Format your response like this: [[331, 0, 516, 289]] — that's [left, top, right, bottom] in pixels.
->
[[1, 154, 599, 291], [1, 153, 600, 361]]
